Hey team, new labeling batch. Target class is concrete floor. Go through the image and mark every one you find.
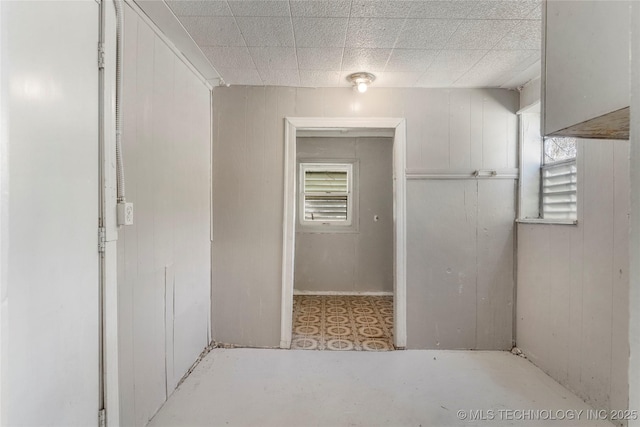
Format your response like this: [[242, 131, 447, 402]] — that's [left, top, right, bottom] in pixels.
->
[[149, 348, 613, 427]]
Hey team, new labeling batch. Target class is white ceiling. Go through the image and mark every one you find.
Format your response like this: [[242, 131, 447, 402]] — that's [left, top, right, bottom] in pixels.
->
[[165, 0, 542, 89]]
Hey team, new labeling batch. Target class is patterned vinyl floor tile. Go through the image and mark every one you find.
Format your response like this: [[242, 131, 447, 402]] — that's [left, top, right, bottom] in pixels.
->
[[291, 295, 394, 351]]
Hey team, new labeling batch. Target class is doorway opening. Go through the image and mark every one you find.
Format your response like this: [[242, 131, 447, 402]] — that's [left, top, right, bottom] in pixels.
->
[[280, 117, 407, 350]]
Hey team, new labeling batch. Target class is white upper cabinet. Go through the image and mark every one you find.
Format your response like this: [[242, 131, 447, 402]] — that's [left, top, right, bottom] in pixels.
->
[[542, 0, 630, 139]]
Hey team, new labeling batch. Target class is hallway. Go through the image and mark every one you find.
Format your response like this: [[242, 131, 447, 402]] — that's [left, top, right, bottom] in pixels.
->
[[148, 348, 613, 427]]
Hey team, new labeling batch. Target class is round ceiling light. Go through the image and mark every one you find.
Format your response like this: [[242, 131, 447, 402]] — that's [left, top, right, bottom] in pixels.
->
[[347, 72, 376, 93]]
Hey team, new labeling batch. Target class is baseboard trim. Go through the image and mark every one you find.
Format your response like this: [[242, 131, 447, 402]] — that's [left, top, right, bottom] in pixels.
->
[[293, 290, 393, 296]]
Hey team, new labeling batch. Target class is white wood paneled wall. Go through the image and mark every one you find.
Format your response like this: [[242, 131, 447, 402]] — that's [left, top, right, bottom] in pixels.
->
[[212, 86, 518, 349], [117, 5, 211, 426], [517, 139, 630, 417]]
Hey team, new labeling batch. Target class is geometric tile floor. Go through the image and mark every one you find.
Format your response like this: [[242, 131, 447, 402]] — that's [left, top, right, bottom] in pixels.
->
[[291, 295, 394, 351]]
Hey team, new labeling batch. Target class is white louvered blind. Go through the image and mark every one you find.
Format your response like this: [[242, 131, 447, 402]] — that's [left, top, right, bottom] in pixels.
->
[[541, 160, 577, 220], [300, 163, 352, 225]]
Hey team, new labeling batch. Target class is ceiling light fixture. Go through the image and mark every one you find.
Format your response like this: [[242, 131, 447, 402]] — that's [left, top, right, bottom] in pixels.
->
[[347, 72, 375, 93]]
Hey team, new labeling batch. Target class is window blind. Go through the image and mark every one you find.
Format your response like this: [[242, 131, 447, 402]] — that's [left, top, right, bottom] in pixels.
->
[[303, 170, 348, 221], [541, 160, 577, 220]]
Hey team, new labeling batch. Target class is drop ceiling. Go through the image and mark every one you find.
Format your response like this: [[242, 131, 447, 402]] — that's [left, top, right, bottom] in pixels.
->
[[159, 0, 542, 89]]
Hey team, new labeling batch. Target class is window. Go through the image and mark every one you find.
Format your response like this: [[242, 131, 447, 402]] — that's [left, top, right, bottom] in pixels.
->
[[299, 163, 352, 227], [544, 136, 577, 163], [541, 137, 577, 221]]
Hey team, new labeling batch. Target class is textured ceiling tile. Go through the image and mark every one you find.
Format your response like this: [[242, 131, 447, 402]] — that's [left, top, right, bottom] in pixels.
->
[[375, 71, 422, 87], [416, 72, 456, 88], [299, 70, 341, 86], [236, 17, 295, 46], [446, 20, 518, 50], [218, 68, 263, 85], [167, 1, 232, 16], [345, 18, 405, 49], [466, 0, 540, 20], [409, 1, 474, 19], [350, 1, 413, 18], [385, 49, 438, 72], [179, 16, 245, 46], [290, 1, 351, 17], [249, 47, 298, 69], [293, 18, 349, 47], [453, 49, 539, 87], [527, 4, 542, 20], [337, 74, 354, 86], [417, 50, 487, 86], [228, 1, 290, 17], [395, 19, 460, 49], [501, 59, 541, 88], [259, 68, 301, 86], [202, 46, 255, 69], [494, 20, 541, 50], [297, 48, 344, 70], [341, 48, 391, 71]]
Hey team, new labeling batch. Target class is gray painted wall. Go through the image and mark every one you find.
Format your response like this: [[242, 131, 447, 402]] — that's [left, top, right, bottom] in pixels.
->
[[517, 139, 629, 418], [295, 137, 393, 293], [117, 6, 212, 426], [543, 1, 629, 135], [212, 86, 518, 349], [520, 77, 540, 110], [408, 179, 515, 349]]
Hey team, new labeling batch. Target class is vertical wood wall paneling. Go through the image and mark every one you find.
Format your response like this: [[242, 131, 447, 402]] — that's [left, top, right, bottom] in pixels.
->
[[406, 180, 478, 349], [476, 180, 515, 350], [132, 18, 165, 427], [119, 6, 212, 426], [211, 87, 518, 349], [422, 90, 450, 170], [545, 224, 571, 384], [567, 143, 586, 391], [449, 90, 472, 170], [118, 7, 137, 425], [610, 140, 630, 413], [516, 139, 630, 415], [581, 141, 614, 408]]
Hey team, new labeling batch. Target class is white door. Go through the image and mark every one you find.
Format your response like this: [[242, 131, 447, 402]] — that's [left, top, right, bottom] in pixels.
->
[[1, 1, 101, 424]]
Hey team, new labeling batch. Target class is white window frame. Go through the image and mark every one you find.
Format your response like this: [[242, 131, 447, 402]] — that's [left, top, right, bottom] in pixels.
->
[[299, 162, 353, 228], [516, 103, 578, 225]]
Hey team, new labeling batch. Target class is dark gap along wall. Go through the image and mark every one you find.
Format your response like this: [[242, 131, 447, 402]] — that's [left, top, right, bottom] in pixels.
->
[[211, 86, 518, 349], [295, 137, 394, 293]]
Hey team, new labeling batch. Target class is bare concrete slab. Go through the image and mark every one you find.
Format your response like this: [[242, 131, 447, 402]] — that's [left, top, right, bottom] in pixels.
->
[[148, 348, 614, 427]]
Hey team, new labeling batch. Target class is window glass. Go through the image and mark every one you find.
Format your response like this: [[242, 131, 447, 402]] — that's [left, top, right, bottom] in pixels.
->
[[543, 136, 577, 164]]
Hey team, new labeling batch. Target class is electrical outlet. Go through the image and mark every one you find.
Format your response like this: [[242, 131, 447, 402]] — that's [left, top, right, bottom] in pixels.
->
[[117, 202, 134, 226]]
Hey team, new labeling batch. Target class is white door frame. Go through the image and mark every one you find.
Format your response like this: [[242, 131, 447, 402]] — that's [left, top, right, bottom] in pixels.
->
[[280, 117, 407, 349]]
